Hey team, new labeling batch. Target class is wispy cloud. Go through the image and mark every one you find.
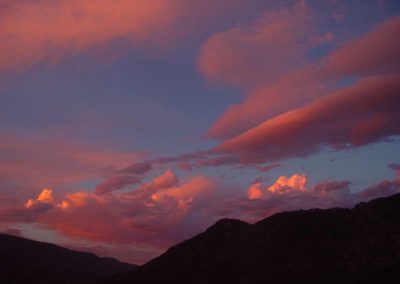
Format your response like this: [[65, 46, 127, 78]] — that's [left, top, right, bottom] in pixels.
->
[[0, 0, 244, 71]]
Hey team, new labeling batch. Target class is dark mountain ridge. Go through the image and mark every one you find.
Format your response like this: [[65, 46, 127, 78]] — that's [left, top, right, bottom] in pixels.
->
[[108, 193, 400, 284], [0, 233, 136, 284]]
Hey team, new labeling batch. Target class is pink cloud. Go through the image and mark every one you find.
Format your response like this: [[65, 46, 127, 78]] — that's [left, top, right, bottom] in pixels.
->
[[198, 1, 332, 88], [247, 182, 264, 200], [95, 162, 154, 195], [247, 174, 308, 200], [146, 169, 179, 191], [0, 170, 219, 263], [324, 16, 400, 78], [214, 75, 400, 163], [59, 172, 215, 245], [231, 174, 398, 222], [204, 15, 400, 140], [0, 0, 244, 71], [1, 169, 399, 264], [0, 134, 143, 202], [208, 74, 329, 139]]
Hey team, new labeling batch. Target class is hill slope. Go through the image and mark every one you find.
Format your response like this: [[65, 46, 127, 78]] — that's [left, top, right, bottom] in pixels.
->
[[108, 193, 400, 284], [0, 234, 136, 284]]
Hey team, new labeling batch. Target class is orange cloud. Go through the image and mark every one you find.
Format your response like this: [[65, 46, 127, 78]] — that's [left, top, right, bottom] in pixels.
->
[[65, 191, 101, 207], [2, 172, 400, 264], [247, 182, 263, 200], [267, 175, 307, 194], [237, 174, 400, 222], [246, 174, 307, 200], [25, 188, 54, 208], [7, 170, 219, 264], [37, 188, 54, 203]]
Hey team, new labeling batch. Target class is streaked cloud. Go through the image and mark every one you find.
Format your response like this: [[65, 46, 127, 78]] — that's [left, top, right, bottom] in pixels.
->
[[0, 0, 243, 71], [203, 14, 400, 139], [214, 75, 400, 163]]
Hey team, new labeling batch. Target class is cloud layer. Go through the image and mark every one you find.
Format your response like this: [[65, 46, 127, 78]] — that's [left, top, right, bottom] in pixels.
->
[[0, 0, 243, 71], [215, 74, 400, 163], [2, 168, 400, 264], [226, 171, 400, 222], [0, 170, 220, 263], [202, 13, 400, 140], [1, 0, 400, 267]]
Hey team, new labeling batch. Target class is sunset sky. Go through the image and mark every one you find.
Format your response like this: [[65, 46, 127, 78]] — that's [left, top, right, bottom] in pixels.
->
[[1, 0, 400, 264]]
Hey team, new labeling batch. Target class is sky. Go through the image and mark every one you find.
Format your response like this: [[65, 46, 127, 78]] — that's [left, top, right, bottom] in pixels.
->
[[0, 0, 400, 264]]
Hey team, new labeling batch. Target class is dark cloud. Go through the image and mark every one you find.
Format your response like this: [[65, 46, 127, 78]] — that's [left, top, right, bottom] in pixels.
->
[[95, 175, 142, 195], [119, 162, 152, 175]]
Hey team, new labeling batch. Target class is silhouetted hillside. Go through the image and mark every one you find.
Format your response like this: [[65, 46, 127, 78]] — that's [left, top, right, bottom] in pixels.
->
[[108, 193, 400, 284], [0, 234, 136, 284]]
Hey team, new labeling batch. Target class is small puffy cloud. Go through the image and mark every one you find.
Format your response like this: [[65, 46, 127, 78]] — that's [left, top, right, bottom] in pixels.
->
[[2, 171, 400, 264], [267, 174, 307, 193], [0, 188, 55, 223], [37, 189, 54, 203], [237, 173, 399, 222], [25, 188, 54, 208], [247, 182, 263, 200], [247, 174, 308, 200], [1, 171, 218, 263]]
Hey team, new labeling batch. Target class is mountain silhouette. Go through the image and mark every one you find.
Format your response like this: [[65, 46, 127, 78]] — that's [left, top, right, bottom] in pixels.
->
[[0, 234, 136, 284], [107, 193, 400, 284]]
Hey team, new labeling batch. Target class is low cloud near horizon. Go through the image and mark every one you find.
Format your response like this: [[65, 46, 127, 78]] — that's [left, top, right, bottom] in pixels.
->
[[1, 0, 400, 265]]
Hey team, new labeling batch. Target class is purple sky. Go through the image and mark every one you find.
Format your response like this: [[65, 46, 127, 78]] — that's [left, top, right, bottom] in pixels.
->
[[0, 0, 400, 264]]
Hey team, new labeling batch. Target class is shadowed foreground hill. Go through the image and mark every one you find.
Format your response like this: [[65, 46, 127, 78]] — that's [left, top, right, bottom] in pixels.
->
[[108, 193, 400, 284], [0, 234, 136, 284]]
